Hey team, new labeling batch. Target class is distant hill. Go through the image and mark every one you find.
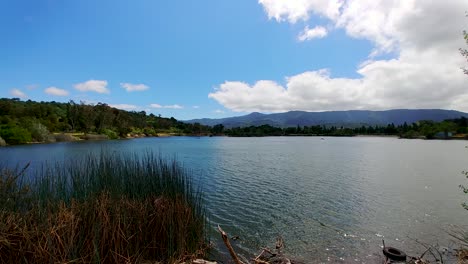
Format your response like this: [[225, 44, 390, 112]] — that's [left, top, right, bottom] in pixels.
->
[[185, 109, 468, 128]]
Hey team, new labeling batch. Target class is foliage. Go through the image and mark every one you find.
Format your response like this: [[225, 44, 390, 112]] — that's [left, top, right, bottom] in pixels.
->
[[101, 128, 119, 139], [1, 98, 468, 143], [0, 123, 32, 144], [29, 121, 51, 142], [0, 151, 206, 263], [222, 118, 468, 138], [0, 98, 213, 144], [143, 127, 157, 136], [211, 124, 225, 135]]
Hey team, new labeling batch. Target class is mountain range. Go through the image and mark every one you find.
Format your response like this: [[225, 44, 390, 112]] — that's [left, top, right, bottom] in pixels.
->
[[186, 109, 468, 128]]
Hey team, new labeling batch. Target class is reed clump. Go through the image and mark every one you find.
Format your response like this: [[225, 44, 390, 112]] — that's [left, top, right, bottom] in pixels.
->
[[0, 151, 206, 263]]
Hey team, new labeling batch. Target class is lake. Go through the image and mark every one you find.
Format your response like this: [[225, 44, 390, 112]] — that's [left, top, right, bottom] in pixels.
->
[[1, 136, 467, 263]]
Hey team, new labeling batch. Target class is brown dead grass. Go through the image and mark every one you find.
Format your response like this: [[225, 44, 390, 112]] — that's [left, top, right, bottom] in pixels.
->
[[0, 192, 206, 264]]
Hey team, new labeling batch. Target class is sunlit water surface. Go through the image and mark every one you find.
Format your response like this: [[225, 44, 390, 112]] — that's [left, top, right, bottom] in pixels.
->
[[1, 136, 467, 263]]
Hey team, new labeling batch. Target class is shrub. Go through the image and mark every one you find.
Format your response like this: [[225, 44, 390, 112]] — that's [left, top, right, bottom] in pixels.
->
[[0, 124, 32, 145], [101, 129, 119, 139], [144, 127, 157, 136], [130, 127, 144, 135], [29, 121, 50, 142]]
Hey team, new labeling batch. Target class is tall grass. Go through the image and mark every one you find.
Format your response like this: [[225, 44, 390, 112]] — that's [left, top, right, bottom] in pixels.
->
[[0, 151, 207, 263]]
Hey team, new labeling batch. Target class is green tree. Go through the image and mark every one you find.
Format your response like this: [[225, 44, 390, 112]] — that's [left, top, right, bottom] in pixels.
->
[[211, 124, 224, 135], [30, 121, 51, 142], [94, 103, 114, 133], [0, 124, 32, 145], [67, 100, 80, 131], [78, 102, 94, 133]]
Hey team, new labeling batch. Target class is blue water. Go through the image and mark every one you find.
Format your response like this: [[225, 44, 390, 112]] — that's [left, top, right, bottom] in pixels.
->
[[1, 136, 467, 263]]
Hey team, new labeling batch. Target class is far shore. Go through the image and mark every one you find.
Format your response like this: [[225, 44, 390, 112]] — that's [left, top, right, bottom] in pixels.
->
[[3, 132, 468, 148]]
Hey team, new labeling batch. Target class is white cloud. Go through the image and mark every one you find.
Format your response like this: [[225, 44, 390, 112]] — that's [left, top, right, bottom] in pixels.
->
[[298, 26, 328, 41], [110, 104, 138, 110], [214, 109, 225, 114], [74, 80, 110, 94], [10, 88, 27, 99], [260, 0, 468, 52], [209, 46, 467, 112], [150, 104, 184, 109], [209, 0, 468, 112], [120, 83, 149, 92], [259, 0, 342, 23], [193, 106, 200, 109], [44, 86, 69, 96]]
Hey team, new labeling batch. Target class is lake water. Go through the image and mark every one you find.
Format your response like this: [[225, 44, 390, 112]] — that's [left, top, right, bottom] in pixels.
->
[[1, 136, 467, 263]]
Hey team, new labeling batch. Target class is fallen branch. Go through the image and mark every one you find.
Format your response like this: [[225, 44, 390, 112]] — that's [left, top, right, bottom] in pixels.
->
[[217, 225, 244, 264]]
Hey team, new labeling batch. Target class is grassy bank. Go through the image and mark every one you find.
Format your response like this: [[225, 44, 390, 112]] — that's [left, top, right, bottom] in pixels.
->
[[0, 151, 207, 263]]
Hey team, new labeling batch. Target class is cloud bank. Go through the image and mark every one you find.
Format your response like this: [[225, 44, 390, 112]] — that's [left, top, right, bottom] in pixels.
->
[[209, 0, 468, 112]]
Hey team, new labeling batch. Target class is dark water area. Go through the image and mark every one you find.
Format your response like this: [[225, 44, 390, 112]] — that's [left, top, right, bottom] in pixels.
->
[[1, 136, 467, 263]]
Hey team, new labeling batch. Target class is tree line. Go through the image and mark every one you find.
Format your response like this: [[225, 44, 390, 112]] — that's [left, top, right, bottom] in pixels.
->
[[0, 98, 212, 145], [1, 98, 467, 145], [223, 119, 468, 138]]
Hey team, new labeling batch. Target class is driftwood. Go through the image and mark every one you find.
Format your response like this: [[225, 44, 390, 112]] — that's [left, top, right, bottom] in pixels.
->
[[217, 225, 244, 264], [217, 226, 295, 264]]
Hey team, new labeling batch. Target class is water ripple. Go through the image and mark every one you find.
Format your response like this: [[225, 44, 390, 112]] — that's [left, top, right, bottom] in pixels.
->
[[1, 137, 467, 262]]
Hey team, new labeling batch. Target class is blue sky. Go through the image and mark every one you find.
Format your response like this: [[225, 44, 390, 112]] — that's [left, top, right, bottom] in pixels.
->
[[1, 0, 467, 120]]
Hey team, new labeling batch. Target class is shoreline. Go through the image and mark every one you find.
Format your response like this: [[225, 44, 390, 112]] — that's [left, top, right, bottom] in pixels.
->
[[2, 132, 468, 147]]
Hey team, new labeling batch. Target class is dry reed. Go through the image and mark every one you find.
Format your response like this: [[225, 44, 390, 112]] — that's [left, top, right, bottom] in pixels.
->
[[0, 151, 207, 263]]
